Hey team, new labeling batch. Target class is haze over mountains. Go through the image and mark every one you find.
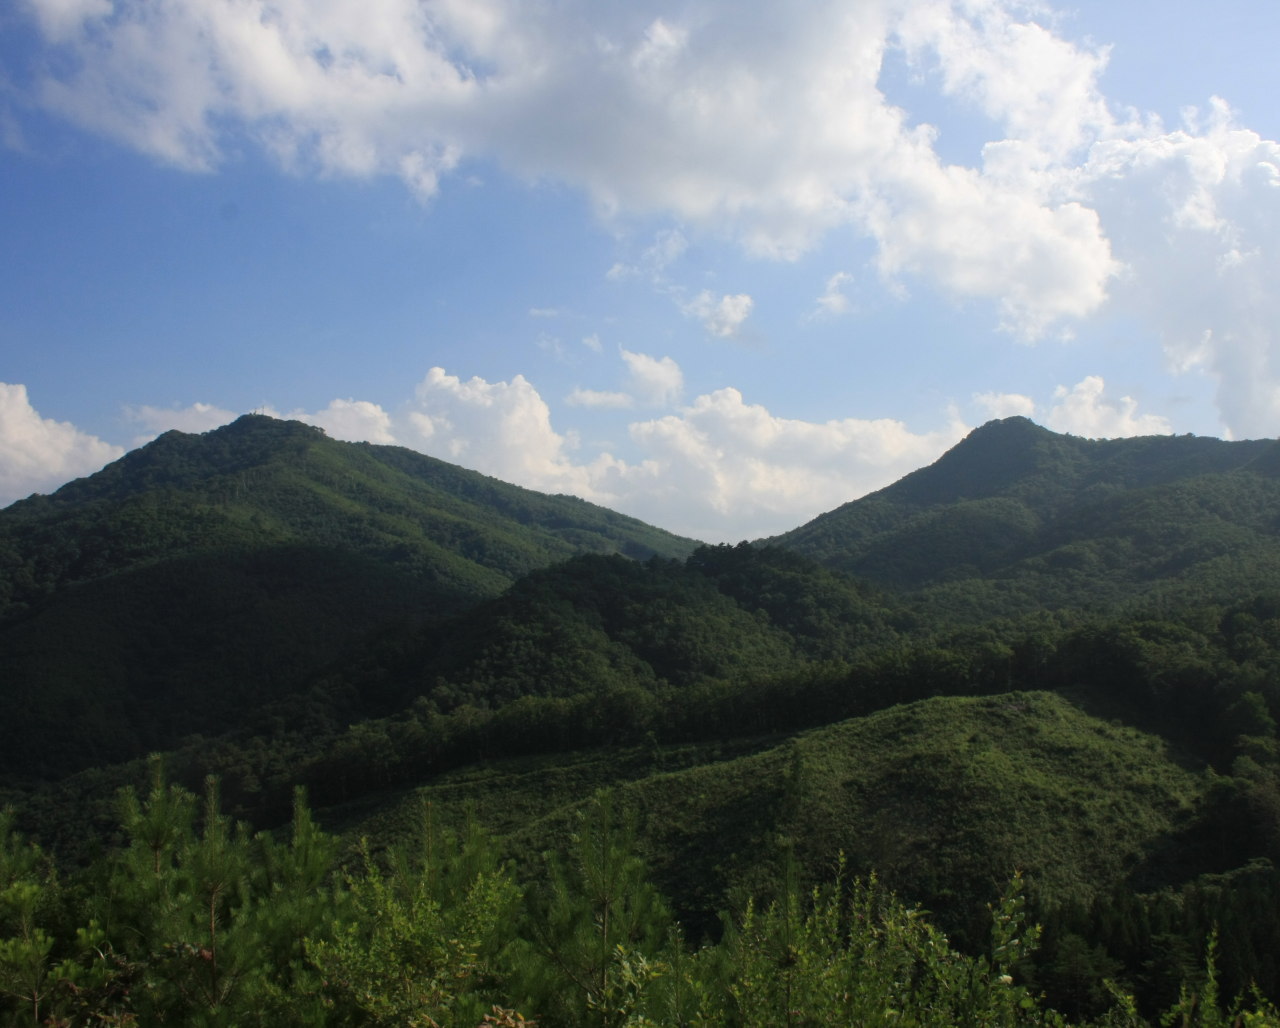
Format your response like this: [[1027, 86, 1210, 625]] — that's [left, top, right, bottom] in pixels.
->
[[4, 412, 1280, 1020]]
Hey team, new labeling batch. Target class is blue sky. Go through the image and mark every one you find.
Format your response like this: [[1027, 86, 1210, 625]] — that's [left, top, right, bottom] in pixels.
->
[[3, 0, 1280, 541]]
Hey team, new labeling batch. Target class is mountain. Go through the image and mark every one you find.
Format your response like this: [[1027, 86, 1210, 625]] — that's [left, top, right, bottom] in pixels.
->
[[5, 415, 1280, 1018], [0, 415, 697, 779], [767, 417, 1280, 616]]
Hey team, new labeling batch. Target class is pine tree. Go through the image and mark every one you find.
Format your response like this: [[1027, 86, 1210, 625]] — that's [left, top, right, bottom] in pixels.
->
[[307, 802, 519, 1027], [512, 793, 672, 1028], [0, 810, 58, 1025]]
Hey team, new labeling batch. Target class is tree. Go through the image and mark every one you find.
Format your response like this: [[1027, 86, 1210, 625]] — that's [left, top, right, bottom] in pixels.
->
[[308, 803, 519, 1027], [512, 794, 672, 1028]]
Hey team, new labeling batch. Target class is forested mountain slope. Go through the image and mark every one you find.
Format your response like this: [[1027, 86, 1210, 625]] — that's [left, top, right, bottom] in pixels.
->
[[407, 545, 902, 709], [768, 417, 1280, 615], [0, 414, 696, 779], [6, 415, 1280, 1023], [0, 413, 695, 619]]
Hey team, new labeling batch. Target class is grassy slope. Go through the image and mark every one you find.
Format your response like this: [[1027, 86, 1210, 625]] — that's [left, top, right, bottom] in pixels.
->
[[365, 691, 1202, 942]]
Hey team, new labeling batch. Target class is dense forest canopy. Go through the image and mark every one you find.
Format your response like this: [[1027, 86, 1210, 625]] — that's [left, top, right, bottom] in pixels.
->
[[4, 415, 1280, 1025]]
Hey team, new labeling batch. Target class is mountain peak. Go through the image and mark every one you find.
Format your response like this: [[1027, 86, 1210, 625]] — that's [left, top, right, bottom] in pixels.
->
[[964, 415, 1052, 441], [889, 416, 1067, 506]]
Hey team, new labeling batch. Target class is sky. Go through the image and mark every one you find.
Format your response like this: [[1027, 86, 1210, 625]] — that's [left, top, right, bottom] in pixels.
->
[[3, 0, 1280, 542]]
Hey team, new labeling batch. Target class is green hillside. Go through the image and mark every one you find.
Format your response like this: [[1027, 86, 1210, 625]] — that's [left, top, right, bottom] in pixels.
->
[[387, 691, 1200, 937], [768, 417, 1280, 616], [1, 414, 696, 619], [5, 416, 1280, 1024], [410, 544, 901, 709], [0, 415, 696, 779]]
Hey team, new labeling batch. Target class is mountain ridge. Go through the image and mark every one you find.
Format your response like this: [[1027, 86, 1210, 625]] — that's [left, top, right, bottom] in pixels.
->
[[767, 417, 1280, 613], [0, 414, 698, 778], [4, 414, 1280, 1015]]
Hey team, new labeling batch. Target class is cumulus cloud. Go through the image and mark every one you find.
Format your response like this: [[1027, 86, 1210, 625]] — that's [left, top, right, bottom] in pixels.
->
[[1043, 376, 1172, 438], [14, 0, 1118, 333], [1081, 101, 1280, 437], [624, 387, 969, 539], [279, 398, 397, 443], [125, 401, 239, 441], [405, 367, 615, 497], [0, 383, 123, 505], [18, 0, 1280, 434], [621, 349, 683, 404], [127, 398, 396, 444], [394, 366, 967, 540], [972, 391, 1035, 420], [682, 291, 754, 338], [565, 349, 682, 410], [971, 379, 1170, 437]]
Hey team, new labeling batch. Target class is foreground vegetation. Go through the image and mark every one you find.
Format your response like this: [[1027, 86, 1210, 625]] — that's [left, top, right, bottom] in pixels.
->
[[4, 775, 1277, 1028]]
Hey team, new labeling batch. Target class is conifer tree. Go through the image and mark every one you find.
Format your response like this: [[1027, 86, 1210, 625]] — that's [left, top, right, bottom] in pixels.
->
[[0, 811, 58, 1025], [307, 802, 519, 1027], [512, 793, 672, 1028]]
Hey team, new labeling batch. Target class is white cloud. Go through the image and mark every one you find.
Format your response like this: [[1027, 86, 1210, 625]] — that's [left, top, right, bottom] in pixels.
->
[[567, 388, 633, 409], [0, 383, 123, 505], [20, 0, 1280, 434], [24, 0, 111, 42], [811, 271, 855, 319], [282, 398, 397, 443], [622, 388, 969, 538], [682, 290, 754, 338], [125, 401, 239, 441], [621, 349, 682, 405], [393, 366, 968, 540], [565, 349, 681, 410], [1080, 101, 1280, 437], [624, 388, 970, 539], [16, 0, 1119, 334], [972, 391, 1035, 420], [405, 366, 613, 497], [129, 397, 396, 445], [1044, 376, 1171, 438], [972, 380, 1170, 438], [607, 228, 688, 282], [895, 1, 1115, 167]]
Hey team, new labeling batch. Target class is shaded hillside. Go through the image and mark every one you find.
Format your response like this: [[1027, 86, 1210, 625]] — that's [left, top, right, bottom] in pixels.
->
[[411, 544, 902, 709], [768, 417, 1280, 615], [0, 415, 697, 779]]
